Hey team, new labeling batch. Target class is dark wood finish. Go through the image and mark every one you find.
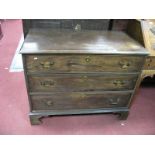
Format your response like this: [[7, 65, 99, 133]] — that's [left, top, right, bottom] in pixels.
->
[[22, 20, 31, 38], [22, 19, 110, 38], [29, 108, 129, 125], [0, 20, 3, 40], [25, 55, 145, 73], [30, 92, 132, 111], [20, 29, 147, 54], [29, 114, 42, 125], [20, 20, 148, 125], [28, 74, 138, 92], [126, 19, 145, 46], [111, 19, 129, 31], [119, 111, 129, 120]]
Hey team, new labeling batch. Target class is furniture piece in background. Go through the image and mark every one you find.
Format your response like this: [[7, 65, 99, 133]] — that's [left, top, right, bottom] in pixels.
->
[[0, 20, 4, 40], [20, 20, 148, 125], [141, 20, 155, 80], [109, 19, 155, 83]]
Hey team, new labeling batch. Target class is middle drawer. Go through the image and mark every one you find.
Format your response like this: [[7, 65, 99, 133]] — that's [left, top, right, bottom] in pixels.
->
[[28, 74, 138, 92]]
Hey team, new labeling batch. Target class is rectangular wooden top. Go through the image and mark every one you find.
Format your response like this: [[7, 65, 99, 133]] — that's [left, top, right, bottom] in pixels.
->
[[20, 28, 148, 55]]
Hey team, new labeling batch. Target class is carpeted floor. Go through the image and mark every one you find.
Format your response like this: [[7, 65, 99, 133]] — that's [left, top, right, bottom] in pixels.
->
[[0, 20, 155, 135]]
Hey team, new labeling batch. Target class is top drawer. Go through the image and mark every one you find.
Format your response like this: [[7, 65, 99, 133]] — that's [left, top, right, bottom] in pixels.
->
[[24, 55, 145, 73]]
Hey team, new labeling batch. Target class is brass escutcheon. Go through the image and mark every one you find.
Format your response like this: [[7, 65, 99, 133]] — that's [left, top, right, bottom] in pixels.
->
[[46, 100, 53, 106], [85, 57, 91, 62]]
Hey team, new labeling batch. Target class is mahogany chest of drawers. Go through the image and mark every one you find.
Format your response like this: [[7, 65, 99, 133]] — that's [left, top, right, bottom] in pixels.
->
[[20, 27, 148, 125]]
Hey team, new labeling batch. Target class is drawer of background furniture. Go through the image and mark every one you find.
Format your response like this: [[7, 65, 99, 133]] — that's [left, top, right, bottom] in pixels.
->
[[143, 56, 155, 70], [28, 74, 138, 92], [30, 92, 132, 111], [24, 54, 145, 73]]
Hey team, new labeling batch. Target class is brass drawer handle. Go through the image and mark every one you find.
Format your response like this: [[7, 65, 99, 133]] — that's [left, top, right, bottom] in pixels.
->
[[74, 24, 81, 31], [40, 61, 54, 68], [109, 98, 120, 105], [40, 81, 55, 87], [46, 100, 53, 106], [119, 60, 131, 69], [81, 94, 87, 98], [113, 80, 125, 87], [82, 75, 88, 79]]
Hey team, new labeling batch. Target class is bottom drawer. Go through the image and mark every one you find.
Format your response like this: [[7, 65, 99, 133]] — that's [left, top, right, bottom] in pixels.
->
[[30, 92, 132, 111]]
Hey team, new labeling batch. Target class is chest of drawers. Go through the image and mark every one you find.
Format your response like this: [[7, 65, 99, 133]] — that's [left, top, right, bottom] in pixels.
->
[[21, 28, 148, 125]]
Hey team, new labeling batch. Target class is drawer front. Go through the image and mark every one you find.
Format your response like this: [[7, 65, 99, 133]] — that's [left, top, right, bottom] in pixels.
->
[[31, 93, 131, 110], [144, 56, 155, 70], [25, 55, 145, 73], [31, 92, 131, 111], [28, 74, 138, 92]]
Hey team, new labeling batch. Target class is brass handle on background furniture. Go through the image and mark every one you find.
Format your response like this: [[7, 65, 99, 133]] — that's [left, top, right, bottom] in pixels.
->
[[40, 81, 55, 87], [146, 58, 152, 67], [150, 27, 155, 35], [147, 58, 152, 63], [113, 80, 125, 87], [46, 100, 53, 106], [119, 60, 131, 69], [40, 61, 54, 68]]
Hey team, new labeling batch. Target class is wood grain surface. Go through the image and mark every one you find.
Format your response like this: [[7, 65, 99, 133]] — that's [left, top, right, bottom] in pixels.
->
[[25, 54, 145, 73], [20, 28, 147, 54], [30, 92, 132, 111], [28, 74, 138, 92]]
